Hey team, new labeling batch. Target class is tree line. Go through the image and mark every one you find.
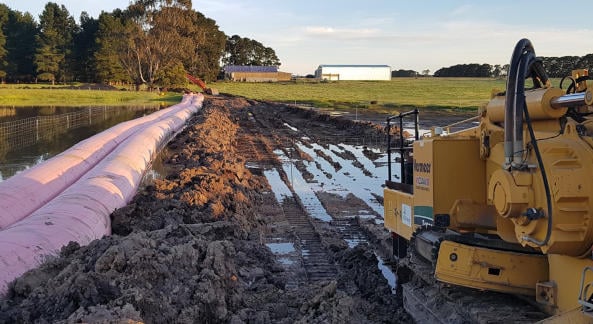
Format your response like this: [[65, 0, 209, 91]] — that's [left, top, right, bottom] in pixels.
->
[[393, 55, 593, 78], [0, 1, 281, 89]]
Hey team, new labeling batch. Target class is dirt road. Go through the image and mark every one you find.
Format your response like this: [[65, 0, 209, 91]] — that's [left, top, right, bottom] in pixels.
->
[[1, 95, 416, 323]]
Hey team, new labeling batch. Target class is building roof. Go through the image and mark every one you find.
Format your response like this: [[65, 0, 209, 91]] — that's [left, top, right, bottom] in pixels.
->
[[317, 64, 390, 68], [224, 65, 278, 73]]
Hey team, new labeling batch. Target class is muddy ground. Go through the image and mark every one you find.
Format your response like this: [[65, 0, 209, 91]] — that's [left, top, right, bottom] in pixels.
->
[[0, 95, 472, 323]]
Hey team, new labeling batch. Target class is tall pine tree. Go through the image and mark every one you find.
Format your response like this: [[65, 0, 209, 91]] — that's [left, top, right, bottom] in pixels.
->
[[34, 2, 76, 84], [94, 10, 130, 84], [4, 9, 37, 82], [72, 12, 99, 83], [0, 4, 9, 82]]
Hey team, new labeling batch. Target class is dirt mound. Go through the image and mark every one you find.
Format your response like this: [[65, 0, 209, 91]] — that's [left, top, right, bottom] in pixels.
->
[[0, 96, 410, 323]]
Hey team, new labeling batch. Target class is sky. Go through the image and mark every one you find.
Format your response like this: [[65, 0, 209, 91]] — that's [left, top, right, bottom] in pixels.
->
[[2, 0, 593, 75]]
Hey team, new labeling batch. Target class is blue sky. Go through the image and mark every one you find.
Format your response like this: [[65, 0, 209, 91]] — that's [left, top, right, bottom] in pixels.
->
[[3, 0, 593, 75]]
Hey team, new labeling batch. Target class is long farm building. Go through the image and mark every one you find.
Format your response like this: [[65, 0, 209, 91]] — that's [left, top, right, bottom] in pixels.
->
[[315, 65, 391, 81], [223, 65, 292, 82]]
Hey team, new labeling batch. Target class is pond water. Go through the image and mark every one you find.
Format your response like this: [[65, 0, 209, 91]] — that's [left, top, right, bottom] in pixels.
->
[[0, 105, 160, 181]]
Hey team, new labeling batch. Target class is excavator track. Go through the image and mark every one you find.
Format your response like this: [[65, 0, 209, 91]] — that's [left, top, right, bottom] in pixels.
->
[[402, 226, 549, 323], [410, 226, 541, 265]]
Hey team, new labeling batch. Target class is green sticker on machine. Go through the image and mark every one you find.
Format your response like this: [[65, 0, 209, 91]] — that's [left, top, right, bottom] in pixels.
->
[[414, 206, 433, 226]]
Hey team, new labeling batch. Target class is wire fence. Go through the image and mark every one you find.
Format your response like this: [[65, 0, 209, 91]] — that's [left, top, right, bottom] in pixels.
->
[[0, 106, 156, 151]]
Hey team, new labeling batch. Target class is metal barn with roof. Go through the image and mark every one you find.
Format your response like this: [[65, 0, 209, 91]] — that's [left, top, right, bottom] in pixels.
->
[[223, 65, 292, 82], [315, 65, 391, 81]]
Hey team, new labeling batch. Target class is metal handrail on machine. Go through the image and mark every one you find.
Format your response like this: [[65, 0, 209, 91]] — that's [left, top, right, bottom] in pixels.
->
[[386, 109, 419, 188]]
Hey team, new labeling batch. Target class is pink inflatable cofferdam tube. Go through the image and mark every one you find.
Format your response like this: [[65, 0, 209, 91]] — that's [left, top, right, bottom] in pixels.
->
[[0, 94, 195, 229], [0, 93, 204, 296]]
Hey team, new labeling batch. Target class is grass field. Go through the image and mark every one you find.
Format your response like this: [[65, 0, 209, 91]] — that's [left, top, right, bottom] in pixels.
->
[[205, 78, 511, 111], [1, 77, 553, 111], [0, 86, 181, 107]]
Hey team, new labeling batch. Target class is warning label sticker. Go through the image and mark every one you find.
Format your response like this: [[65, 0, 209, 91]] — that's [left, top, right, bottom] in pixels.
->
[[402, 203, 411, 227]]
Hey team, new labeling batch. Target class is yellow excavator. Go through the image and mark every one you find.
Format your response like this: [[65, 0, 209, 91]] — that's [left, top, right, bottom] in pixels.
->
[[384, 39, 593, 323]]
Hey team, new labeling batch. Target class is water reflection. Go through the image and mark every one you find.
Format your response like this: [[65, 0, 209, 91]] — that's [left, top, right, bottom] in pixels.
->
[[0, 105, 160, 181]]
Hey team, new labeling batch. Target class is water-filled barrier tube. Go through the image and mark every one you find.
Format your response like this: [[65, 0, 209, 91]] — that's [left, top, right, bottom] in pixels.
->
[[0, 94, 195, 229], [0, 93, 203, 295]]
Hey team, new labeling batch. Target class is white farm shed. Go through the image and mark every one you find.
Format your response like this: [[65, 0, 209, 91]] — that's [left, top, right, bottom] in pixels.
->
[[315, 65, 391, 81]]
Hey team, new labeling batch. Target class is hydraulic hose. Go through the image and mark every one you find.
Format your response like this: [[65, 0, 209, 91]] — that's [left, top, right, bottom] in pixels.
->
[[503, 40, 525, 166], [504, 39, 549, 168], [522, 100, 553, 247], [504, 39, 552, 247]]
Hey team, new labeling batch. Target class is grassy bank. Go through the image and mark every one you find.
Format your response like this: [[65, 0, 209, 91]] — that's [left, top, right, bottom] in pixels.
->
[[0, 87, 182, 107], [206, 78, 510, 111]]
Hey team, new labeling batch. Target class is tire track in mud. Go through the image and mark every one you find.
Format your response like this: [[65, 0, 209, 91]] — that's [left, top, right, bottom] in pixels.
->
[[235, 102, 394, 289], [230, 102, 409, 323], [235, 105, 338, 287]]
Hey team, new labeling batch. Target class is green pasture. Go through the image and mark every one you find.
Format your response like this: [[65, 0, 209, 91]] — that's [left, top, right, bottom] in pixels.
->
[[0, 78, 561, 110], [206, 78, 511, 111], [0, 85, 181, 107]]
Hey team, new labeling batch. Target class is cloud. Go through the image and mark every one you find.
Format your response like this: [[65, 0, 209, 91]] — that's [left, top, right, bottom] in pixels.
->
[[303, 26, 383, 40]]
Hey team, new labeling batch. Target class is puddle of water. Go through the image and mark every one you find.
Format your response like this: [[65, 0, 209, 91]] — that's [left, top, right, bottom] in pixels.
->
[[357, 210, 376, 219], [278, 257, 295, 265], [345, 238, 365, 248], [283, 123, 298, 132], [263, 168, 293, 203], [264, 138, 408, 290], [272, 149, 333, 222], [296, 142, 396, 218], [266, 142, 402, 223], [281, 161, 333, 222], [266, 242, 296, 254], [376, 256, 397, 294], [245, 162, 261, 169], [266, 241, 298, 266]]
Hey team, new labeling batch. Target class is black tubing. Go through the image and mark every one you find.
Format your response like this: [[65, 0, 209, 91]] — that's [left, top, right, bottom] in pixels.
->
[[505, 38, 552, 247], [503, 39, 529, 165], [504, 39, 549, 167], [522, 100, 553, 247]]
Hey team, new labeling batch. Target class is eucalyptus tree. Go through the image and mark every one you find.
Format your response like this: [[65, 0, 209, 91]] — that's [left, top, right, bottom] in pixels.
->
[[120, 0, 194, 89], [223, 35, 281, 67], [108, 0, 226, 89], [181, 10, 226, 82]]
